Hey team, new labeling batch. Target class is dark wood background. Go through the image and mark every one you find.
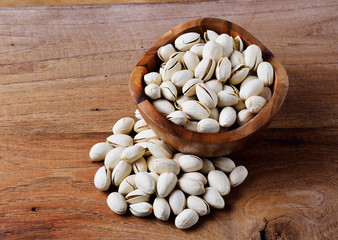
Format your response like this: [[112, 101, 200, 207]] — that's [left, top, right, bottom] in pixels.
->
[[0, 1, 337, 239]]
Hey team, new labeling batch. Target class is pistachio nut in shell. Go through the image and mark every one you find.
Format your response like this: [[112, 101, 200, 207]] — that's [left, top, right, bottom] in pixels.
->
[[135, 109, 143, 120], [161, 58, 182, 82], [215, 57, 232, 83], [144, 72, 162, 86], [178, 154, 204, 172], [112, 117, 135, 135], [197, 118, 220, 133], [245, 95, 267, 113], [229, 64, 250, 85], [190, 43, 205, 59], [204, 29, 219, 42], [135, 172, 155, 194], [125, 189, 150, 204], [200, 158, 215, 174], [171, 69, 194, 88], [181, 100, 210, 120], [152, 99, 175, 115], [257, 61, 274, 86], [233, 99, 246, 112], [151, 158, 180, 175], [244, 44, 263, 70], [216, 33, 234, 58], [219, 106, 237, 128], [145, 83, 161, 100], [129, 202, 153, 217], [202, 187, 225, 209], [168, 189, 186, 215], [187, 195, 210, 216], [205, 79, 223, 94], [134, 142, 151, 157], [160, 81, 177, 102], [239, 79, 264, 100], [104, 146, 126, 170], [237, 109, 255, 126], [202, 40, 223, 62], [120, 145, 145, 163], [230, 50, 245, 68], [182, 78, 203, 97], [157, 43, 176, 62], [111, 160, 132, 186], [233, 36, 244, 52], [194, 58, 216, 82], [180, 172, 207, 185], [149, 171, 159, 183], [167, 110, 188, 126], [196, 83, 218, 109], [157, 172, 178, 197], [182, 51, 200, 72], [107, 192, 127, 215], [178, 177, 205, 195], [217, 90, 239, 107], [132, 157, 147, 173], [184, 120, 199, 132], [148, 139, 172, 159], [175, 209, 199, 229], [208, 170, 231, 196], [118, 174, 137, 195], [153, 197, 171, 221], [133, 119, 150, 133], [209, 107, 220, 121], [174, 32, 201, 51], [94, 166, 111, 191], [106, 134, 133, 148], [229, 165, 248, 187], [169, 51, 185, 62], [89, 142, 113, 162], [212, 156, 235, 173], [260, 87, 272, 102], [175, 95, 196, 110], [223, 84, 239, 95]]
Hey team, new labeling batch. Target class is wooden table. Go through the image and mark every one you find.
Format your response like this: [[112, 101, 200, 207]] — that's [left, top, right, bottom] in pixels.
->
[[0, 1, 337, 239]]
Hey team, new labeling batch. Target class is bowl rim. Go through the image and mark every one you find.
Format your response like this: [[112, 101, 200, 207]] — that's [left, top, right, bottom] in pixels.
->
[[129, 17, 289, 145]]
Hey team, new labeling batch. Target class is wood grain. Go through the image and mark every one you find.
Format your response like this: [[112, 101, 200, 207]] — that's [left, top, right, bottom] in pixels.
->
[[0, 1, 337, 239]]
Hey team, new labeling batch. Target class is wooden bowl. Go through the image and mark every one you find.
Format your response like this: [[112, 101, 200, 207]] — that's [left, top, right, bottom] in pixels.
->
[[129, 18, 288, 157]]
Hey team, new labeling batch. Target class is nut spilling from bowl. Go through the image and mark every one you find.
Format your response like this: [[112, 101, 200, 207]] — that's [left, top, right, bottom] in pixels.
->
[[90, 116, 248, 229], [144, 30, 274, 133]]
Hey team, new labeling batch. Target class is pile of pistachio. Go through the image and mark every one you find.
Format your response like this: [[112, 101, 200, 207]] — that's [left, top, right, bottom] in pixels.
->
[[90, 114, 248, 229], [143, 30, 274, 133]]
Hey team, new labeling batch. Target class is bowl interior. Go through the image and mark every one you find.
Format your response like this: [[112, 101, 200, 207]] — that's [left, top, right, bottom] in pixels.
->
[[129, 18, 288, 156]]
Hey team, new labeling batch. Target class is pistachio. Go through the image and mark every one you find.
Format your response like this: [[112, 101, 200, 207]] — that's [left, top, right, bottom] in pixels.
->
[[135, 109, 143, 120], [149, 171, 159, 183], [175, 209, 199, 229], [196, 83, 218, 108], [178, 154, 204, 172], [219, 107, 237, 128], [118, 174, 137, 195], [135, 142, 151, 156], [132, 157, 147, 173], [180, 172, 207, 185], [194, 58, 216, 82], [202, 187, 225, 209], [167, 110, 188, 126], [182, 51, 200, 72], [229, 165, 248, 187], [169, 51, 185, 62], [209, 107, 220, 121], [257, 61, 274, 86], [187, 196, 210, 216], [245, 96, 267, 113], [233, 36, 244, 52], [215, 57, 232, 82], [171, 69, 194, 88], [106, 134, 133, 147], [111, 160, 132, 186], [212, 157, 235, 173], [229, 64, 250, 85], [223, 84, 239, 95], [260, 87, 272, 101], [200, 158, 215, 174], [230, 50, 245, 68], [197, 118, 220, 133], [205, 79, 223, 94], [190, 43, 205, 59], [151, 158, 180, 175], [233, 99, 246, 112], [120, 145, 145, 163], [148, 139, 172, 158], [241, 75, 259, 88], [89, 142, 113, 162], [161, 58, 182, 82], [217, 90, 239, 107], [174, 32, 201, 51], [181, 100, 210, 120], [184, 120, 199, 132], [157, 172, 178, 197], [160, 81, 177, 101], [94, 166, 111, 191], [204, 30, 219, 42], [237, 109, 255, 126], [168, 189, 186, 215], [135, 172, 155, 194], [104, 146, 126, 170], [133, 119, 150, 133], [152, 99, 175, 115], [157, 44, 176, 62], [172, 152, 184, 164], [144, 72, 162, 86], [244, 44, 263, 70], [107, 192, 127, 215], [216, 33, 234, 58], [153, 197, 171, 221], [146, 156, 157, 172], [129, 202, 153, 217], [126, 189, 150, 204], [174, 95, 196, 110], [182, 78, 203, 97], [178, 178, 205, 195], [202, 40, 223, 62], [208, 170, 231, 196], [239, 78, 264, 100], [145, 83, 161, 100], [112, 117, 135, 135]]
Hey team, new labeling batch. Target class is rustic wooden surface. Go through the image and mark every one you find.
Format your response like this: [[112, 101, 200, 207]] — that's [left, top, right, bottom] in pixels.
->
[[0, 1, 337, 239]]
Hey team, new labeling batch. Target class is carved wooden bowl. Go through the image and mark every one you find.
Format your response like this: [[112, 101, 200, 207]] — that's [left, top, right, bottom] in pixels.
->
[[129, 18, 288, 157]]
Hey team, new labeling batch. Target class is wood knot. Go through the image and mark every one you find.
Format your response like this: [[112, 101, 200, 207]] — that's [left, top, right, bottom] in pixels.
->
[[90, 108, 102, 111], [31, 207, 38, 212]]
